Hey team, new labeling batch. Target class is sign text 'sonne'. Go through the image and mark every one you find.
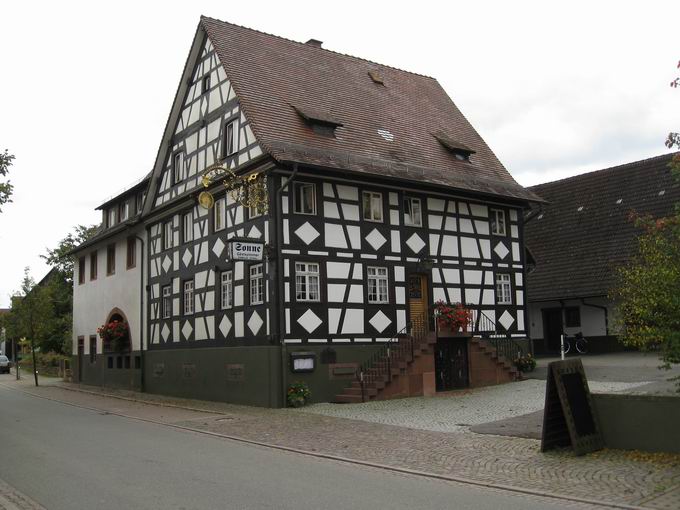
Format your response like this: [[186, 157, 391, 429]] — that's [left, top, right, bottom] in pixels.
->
[[230, 241, 264, 261]]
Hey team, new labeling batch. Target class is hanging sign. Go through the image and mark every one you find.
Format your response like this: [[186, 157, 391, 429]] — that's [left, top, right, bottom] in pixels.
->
[[228, 239, 264, 261]]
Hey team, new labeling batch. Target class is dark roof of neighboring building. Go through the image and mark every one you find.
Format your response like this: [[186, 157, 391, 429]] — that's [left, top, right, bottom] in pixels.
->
[[200, 16, 540, 204], [525, 152, 680, 302]]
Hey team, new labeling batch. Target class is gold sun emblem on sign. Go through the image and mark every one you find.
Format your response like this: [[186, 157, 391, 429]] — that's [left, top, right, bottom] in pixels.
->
[[198, 163, 268, 214]]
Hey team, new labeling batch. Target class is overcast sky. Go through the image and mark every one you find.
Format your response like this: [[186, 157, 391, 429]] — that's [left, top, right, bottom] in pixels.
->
[[0, 0, 678, 306]]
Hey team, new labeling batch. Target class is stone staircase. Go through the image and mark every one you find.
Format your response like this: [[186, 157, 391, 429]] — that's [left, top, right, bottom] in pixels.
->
[[333, 334, 522, 404], [468, 336, 522, 386], [333, 332, 437, 403]]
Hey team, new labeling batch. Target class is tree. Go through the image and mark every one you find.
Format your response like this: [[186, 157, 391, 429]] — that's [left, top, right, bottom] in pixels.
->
[[39, 224, 98, 354], [7, 268, 55, 386], [666, 60, 680, 152], [0, 149, 15, 212], [41, 224, 99, 285]]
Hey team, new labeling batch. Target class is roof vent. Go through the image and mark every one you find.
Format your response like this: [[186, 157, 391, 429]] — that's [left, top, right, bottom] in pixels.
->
[[377, 129, 394, 142], [577, 206, 584, 212], [368, 70, 384, 85], [305, 39, 323, 48], [616, 198, 623, 204], [659, 190, 666, 196]]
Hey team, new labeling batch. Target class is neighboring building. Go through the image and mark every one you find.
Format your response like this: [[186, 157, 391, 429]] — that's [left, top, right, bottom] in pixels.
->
[[71, 176, 148, 387], [73, 17, 540, 406], [525, 153, 680, 354]]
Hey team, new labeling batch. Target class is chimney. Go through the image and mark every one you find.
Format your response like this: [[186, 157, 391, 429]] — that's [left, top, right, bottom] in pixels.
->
[[305, 39, 323, 48]]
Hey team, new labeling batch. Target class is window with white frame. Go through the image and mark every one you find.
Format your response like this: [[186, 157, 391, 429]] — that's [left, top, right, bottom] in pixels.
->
[[250, 264, 264, 305], [136, 193, 144, 214], [173, 152, 184, 184], [163, 221, 173, 250], [491, 209, 506, 236], [362, 191, 383, 222], [223, 120, 237, 157], [108, 208, 116, 228], [295, 262, 320, 301], [496, 273, 512, 304], [183, 211, 193, 243], [367, 266, 389, 303], [404, 197, 422, 226], [120, 200, 129, 222], [214, 198, 225, 231], [220, 271, 233, 309], [294, 183, 316, 215], [183, 280, 194, 315], [162, 285, 172, 319]]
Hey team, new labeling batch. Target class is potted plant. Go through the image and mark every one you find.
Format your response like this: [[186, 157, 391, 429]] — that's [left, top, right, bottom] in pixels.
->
[[97, 320, 130, 352], [434, 300, 472, 334], [513, 353, 536, 373], [287, 381, 311, 408]]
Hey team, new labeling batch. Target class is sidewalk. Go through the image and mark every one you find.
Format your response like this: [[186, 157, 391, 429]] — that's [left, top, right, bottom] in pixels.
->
[[3, 376, 679, 509]]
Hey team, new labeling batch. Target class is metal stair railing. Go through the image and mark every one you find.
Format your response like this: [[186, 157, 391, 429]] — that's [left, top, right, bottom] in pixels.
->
[[474, 310, 526, 363], [434, 307, 527, 363], [356, 313, 432, 403]]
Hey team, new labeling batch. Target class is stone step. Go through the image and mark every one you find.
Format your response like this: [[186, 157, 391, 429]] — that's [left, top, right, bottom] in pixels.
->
[[334, 394, 365, 404]]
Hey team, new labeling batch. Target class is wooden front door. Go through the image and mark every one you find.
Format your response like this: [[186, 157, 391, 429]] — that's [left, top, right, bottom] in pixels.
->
[[408, 274, 429, 333], [435, 338, 469, 391], [543, 308, 563, 353]]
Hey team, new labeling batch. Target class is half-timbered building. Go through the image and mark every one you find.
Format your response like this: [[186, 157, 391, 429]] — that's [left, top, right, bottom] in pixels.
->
[[73, 17, 541, 406]]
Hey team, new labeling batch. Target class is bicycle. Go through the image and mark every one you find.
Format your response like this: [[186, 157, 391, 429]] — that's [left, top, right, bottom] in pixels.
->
[[563, 332, 588, 354]]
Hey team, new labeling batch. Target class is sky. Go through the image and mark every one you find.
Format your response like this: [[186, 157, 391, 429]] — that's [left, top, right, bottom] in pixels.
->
[[0, 0, 678, 306]]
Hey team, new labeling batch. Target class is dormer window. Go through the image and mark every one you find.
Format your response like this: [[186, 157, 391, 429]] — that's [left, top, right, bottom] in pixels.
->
[[173, 152, 184, 184], [433, 133, 475, 162], [293, 105, 342, 138], [108, 208, 116, 228], [223, 120, 237, 157]]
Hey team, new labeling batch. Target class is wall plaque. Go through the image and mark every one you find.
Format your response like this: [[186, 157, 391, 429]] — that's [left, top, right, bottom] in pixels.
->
[[226, 364, 245, 382]]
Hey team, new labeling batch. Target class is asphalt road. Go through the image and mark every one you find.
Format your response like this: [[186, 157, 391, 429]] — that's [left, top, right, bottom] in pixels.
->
[[0, 381, 589, 510]]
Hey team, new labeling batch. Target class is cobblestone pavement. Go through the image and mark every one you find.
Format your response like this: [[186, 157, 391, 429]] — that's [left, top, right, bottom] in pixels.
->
[[0, 479, 45, 510], [303, 379, 651, 433], [2, 378, 678, 509]]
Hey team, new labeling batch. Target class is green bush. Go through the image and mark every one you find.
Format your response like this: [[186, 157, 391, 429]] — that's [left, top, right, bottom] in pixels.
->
[[287, 381, 311, 407], [19, 352, 68, 376]]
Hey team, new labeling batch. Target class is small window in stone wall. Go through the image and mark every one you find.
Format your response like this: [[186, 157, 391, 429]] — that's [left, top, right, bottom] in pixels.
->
[[134, 356, 141, 370], [107, 357, 113, 369], [565, 307, 581, 328], [124, 356, 131, 369], [116, 356, 123, 369]]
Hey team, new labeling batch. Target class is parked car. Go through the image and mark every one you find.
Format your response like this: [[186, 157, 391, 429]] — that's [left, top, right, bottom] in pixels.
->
[[0, 355, 11, 374]]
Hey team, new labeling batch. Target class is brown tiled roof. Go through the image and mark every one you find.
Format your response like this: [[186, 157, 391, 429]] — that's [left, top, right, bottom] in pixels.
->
[[525, 153, 680, 302], [200, 16, 540, 203]]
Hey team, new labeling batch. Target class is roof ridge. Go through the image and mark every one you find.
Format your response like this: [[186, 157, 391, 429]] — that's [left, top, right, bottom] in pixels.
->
[[529, 151, 679, 190], [199, 15, 437, 81]]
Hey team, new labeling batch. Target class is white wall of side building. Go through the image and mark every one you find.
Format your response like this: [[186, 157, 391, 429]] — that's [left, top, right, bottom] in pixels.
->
[[72, 229, 147, 355], [528, 296, 613, 339]]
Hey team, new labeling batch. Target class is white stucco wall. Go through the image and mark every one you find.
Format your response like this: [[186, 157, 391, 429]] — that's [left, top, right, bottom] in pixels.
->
[[72, 228, 147, 355], [528, 296, 612, 339]]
